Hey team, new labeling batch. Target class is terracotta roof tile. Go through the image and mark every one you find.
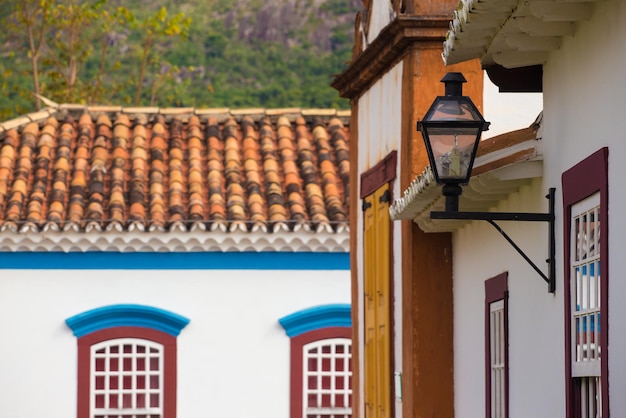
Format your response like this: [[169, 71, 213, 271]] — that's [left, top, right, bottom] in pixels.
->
[[0, 107, 350, 234], [187, 116, 205, 227], [129, 121, 147, 229], [0, 130, 19, 211], [206, 117, 226, 225], [312, 118, 347, 224], [46, 118, 69, 229], [277, 115, 307, 226], [259, 117, 288, 227]]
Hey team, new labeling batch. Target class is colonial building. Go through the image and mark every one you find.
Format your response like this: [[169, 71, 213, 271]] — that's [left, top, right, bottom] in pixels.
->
[[338, 0, 623, 417], [332, 1, 481, 417], [0, 106, 352, 418]]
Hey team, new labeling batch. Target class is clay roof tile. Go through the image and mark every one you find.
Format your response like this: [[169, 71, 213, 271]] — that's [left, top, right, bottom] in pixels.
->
[[0, 108, 349, 233]]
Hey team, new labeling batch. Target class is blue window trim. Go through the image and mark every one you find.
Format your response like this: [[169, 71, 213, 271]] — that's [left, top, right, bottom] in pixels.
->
[[0, 252, 350, 270], [279, 304, 351, 337], [66, 304, 190, 337]]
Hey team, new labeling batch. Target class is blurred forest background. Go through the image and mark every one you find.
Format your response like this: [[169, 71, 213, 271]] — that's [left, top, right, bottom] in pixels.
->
[[0, 0, 361, 120]]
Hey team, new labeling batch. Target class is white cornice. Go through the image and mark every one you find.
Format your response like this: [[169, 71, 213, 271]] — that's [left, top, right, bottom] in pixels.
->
[[0, 229, 350, 253], [390, 163, 542, 232], [443, 0, 602, 68], [390, 122, 543, 232]]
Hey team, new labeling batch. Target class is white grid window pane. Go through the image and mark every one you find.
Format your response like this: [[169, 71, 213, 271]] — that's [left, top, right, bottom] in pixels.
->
[[304, 338, 352, 418], [571, 193, 602, 418], [490, 299, 505, 418], [571, 194, 601, 378], [91, 338, 163, 418]]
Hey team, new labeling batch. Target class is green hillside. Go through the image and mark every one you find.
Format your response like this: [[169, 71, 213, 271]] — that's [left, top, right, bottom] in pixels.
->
[[0, 0, 361, 119]]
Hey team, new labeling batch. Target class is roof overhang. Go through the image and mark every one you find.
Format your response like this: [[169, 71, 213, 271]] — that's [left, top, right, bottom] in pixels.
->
[[332, 15, 451, 99], [442, 0, 600, 91], [390, 116, 543, 232], [0, 227, 350, 253]]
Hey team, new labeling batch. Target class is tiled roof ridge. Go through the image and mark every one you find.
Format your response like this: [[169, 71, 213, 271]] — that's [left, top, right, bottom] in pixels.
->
[[0, 105, 351, 134], [0, 106, 351, 239]]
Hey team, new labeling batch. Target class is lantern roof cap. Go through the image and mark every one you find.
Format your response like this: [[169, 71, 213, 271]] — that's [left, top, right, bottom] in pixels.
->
[[441, 72, 467, 83]]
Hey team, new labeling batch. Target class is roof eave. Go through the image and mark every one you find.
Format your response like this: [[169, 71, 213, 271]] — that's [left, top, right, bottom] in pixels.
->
[[332, 15, 451, 99], [390, 122, 543, 232], [442, 0, 600, 92], [0, 228, 351, 253]]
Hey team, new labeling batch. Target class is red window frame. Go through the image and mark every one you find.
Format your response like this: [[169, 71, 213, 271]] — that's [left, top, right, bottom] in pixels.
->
[[562, 147, 609, 417], [484, 272, 508, 418], [289, 327, 352, 418], [77, 327, 178, 418]]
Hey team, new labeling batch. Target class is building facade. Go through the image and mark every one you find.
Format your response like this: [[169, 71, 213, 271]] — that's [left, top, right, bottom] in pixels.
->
[[0, 107, 352, 418], [332, 1, 482, 417], [389, 0, 625, 417]]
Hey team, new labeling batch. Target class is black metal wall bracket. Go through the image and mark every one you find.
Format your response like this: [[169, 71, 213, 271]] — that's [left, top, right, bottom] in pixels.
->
[[430, 188, 556, 293]]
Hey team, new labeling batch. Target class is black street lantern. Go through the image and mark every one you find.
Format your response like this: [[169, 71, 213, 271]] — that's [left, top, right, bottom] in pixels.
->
[[416, 72, 557, 293], [417, 72, 490, 212]]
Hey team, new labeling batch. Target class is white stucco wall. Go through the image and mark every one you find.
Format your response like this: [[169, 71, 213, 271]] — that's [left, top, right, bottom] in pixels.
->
[[0, 268, 350, 418], [365, 0, 395, 45], [357, 61, 404, 414], [454, 0, 626, 416], [453, 178, 564, 418], [541, 0, 626, 413], [357, 63, 403, 170], [482, 77, 543, 139]]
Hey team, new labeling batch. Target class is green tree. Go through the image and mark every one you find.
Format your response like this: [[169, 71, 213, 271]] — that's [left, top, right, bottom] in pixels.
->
[[4, 0, 191, 110], [0, 0, 356, 119], [129, 6, 191, 105], [13, 0, 55, 110], [43, 0, 113, 102]]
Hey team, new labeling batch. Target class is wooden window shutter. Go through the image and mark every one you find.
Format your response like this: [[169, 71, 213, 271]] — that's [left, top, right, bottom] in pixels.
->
[[363, 183, 391, 418]]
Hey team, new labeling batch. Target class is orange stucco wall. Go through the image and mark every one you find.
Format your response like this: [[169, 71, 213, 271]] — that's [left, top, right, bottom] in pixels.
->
[[333, 6, 483, 418], [401, 46, 482, 418], [408, 46, 483, 180], [408, 0, 460, 16]]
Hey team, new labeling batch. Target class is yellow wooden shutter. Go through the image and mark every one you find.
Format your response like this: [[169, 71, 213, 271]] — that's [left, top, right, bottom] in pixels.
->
[[363, 193, 376, 418], [363, 183, 391, 418]]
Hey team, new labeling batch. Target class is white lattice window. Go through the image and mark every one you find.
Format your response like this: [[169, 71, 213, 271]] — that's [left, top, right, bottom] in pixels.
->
[[489, 299, 505, 418], [571, 193, 602, 418], [91, 338, 163, 418], [304, 338, 352, 418]]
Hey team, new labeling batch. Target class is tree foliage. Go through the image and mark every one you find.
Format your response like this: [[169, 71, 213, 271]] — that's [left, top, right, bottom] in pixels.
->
[[0, 0, 358, 119]]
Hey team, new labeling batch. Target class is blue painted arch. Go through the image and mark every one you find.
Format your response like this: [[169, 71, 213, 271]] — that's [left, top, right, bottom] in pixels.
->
[[66, 304, 190, 337], [279, 304, 351, 337]]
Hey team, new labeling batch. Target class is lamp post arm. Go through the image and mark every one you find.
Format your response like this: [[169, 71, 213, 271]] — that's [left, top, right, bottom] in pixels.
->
[[429, 188, 556, 293], [429, 211, 551, 221], [485, 219, 550, 285]]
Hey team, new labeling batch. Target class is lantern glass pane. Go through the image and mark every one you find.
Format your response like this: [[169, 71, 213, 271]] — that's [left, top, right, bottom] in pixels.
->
[[426, 127, 480, 181], [426, 98, 483, 123]]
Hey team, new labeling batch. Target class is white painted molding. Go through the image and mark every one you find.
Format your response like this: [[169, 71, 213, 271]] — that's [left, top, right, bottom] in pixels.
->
[[0, 229, 350, 253]]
